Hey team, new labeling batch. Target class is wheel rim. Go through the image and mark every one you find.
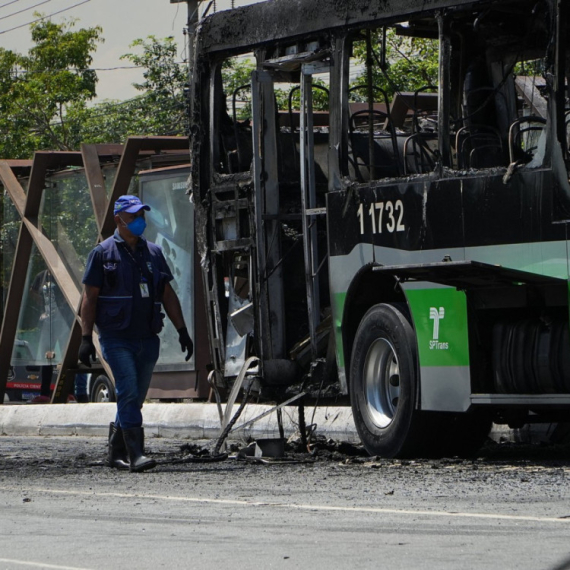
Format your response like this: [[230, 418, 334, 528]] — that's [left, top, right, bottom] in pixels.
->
[[95, 385, 110, 403], [363, 338, 400, 429]]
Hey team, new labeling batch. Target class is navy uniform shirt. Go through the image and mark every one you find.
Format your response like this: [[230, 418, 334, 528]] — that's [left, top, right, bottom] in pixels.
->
[[82, 231, 173, 340]]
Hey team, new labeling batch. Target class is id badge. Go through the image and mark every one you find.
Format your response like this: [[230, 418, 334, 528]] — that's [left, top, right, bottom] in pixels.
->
[[140, 282, 150, 298]]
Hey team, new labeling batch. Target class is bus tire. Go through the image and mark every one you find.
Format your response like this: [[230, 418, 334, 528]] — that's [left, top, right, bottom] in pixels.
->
[[349, 303, 425, 458]]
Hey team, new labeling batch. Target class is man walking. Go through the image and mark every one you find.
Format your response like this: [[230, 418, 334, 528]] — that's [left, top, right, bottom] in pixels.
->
[[78, 195, 193, 472]]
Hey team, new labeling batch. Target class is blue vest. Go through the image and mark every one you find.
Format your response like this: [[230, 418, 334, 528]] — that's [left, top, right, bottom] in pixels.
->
[[95, 236, 166, 334]]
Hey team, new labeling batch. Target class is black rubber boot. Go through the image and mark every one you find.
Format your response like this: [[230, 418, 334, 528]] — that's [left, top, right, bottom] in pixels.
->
[[108, 423, 130, 470], [122, 427, 156, 473]]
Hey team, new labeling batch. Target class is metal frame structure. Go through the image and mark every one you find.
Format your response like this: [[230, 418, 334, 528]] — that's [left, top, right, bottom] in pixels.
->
[[0, 137, 191, 404]]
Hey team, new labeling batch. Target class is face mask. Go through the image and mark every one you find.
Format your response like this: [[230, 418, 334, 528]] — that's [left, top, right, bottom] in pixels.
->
[[124, 216, 146, 236]]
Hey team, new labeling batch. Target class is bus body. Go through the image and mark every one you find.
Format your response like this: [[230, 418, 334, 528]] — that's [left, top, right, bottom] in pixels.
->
[[189, 0, 570, 457]]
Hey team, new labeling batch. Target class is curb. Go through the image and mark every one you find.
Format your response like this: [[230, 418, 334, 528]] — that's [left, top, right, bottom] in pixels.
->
[[0, 403, 555, 445], [0, 403, 360, 442]]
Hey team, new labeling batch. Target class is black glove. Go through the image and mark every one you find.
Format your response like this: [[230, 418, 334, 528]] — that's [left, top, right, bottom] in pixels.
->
[[78, 335, 96, 368], [177, 326, 194, 362]]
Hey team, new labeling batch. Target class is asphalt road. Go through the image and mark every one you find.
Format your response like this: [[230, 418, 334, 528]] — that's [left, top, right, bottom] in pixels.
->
[[1, 436, 570, 570]]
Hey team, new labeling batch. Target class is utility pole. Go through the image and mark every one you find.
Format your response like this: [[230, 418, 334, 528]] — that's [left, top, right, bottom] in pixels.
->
[[170, 0, 199, 138], [170, 0, 199, 75]]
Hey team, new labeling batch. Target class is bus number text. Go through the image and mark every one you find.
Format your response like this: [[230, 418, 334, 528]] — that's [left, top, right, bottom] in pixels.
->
[[357, 200, 405, 235]]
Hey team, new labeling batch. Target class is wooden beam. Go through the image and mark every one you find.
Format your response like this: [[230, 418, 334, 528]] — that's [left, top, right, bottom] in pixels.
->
[[0, 154, 93, 404], [81, 144, 116, 234], [0, 161, 27, 217], [100, 137, 190, 240], [100, 138, 144, 239], [25, 152, 82, 218], [22, 219, 82, 310], [0, 225, 33, 403]]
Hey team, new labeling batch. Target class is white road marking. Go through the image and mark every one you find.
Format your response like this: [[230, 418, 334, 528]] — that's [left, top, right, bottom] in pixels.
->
[[1, 485, 568, 525], [0, 559, 91, 570]]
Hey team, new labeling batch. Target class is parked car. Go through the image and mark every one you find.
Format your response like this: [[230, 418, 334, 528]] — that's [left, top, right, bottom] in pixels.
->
[[4, 340, 116, 403], [4, 340, 51, 402]]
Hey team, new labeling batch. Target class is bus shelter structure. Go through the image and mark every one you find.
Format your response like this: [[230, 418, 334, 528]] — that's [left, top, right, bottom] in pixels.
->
[[0, 137, 208, 404]]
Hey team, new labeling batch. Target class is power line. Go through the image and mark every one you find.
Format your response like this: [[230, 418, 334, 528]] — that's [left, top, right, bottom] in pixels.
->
[[0, 0, 91, 35], [0, 0, 53, 21], [10, 62, 188, 79], [37, 93, 184, 122], [0, 0, 22, 10]]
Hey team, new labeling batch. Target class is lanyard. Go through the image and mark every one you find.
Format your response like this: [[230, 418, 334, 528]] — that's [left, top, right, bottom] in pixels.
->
[[119, 242, 150, 284]]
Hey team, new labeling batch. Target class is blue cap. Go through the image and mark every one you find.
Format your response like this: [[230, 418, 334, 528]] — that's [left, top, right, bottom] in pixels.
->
[[113, 195, 151, 216]]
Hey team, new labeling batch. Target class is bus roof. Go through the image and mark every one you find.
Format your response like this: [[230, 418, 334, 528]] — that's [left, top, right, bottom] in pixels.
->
[[196, 0, 507, 55]]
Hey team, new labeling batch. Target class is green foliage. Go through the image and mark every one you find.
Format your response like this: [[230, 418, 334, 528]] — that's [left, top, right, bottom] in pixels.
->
[[0, 193, 21, 308], [220, 56, 330, 117], [120, 36, 188, 136], [350, 28, 439, 99], [222, 57, 255, 96], [0, 28, 189, 157], [274, 79, 330, 113], [513, 59, 545, 77], [41, 172, 99, 268], [66, 97, 152, 144], [0, 17, 102, 158], [221, 57, 255, 120], [68, 36, 189, 144], [221, 35, 439, 118]]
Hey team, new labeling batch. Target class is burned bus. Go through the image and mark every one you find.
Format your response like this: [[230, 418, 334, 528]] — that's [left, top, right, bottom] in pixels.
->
[[189, 0, 570, 457]]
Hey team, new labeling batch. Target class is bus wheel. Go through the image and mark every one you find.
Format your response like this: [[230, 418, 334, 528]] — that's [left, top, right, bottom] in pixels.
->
[[350, 303, 424, 458]]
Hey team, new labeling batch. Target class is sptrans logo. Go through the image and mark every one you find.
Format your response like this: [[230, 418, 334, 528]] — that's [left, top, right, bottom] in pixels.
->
[[429, 307, 449, 350]]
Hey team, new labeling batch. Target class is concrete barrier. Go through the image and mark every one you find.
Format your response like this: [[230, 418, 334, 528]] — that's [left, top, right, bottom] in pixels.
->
[[0, 403, 360, 442], [0, 402, 555, 444]]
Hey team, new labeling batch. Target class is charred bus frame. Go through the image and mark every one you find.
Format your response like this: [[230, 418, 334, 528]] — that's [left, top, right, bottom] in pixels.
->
[[190, 0, 570, 457]]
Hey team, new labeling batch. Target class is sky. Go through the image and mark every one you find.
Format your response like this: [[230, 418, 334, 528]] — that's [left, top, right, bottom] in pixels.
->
[[0, 0, 260, 102]]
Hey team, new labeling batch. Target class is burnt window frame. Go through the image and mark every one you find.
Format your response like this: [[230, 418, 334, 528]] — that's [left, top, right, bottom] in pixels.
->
[[338, 19, 444, 184], [208, 53, 256, 178]]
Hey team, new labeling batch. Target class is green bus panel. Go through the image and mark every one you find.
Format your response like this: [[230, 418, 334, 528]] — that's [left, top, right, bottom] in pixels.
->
[[404, 286, 470, 368]]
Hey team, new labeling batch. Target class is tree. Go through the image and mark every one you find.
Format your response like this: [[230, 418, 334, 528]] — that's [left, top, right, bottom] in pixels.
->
[[67, 36, 189, 144], [0, 17, 102, 158], [212, 31, 439, 123], [66, 96, 151, 145], [351, 28, 439, 99], [121, 35, 189, 136], [221, 57, 255, 120], [274, 78, 330, 113], [0, 27, 189, 155], [220, 56, 330, 118]]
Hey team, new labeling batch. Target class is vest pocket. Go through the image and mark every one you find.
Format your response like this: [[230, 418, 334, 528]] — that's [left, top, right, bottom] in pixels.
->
[[102, 262, 119, 289], [96, 297, 132, 331]]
